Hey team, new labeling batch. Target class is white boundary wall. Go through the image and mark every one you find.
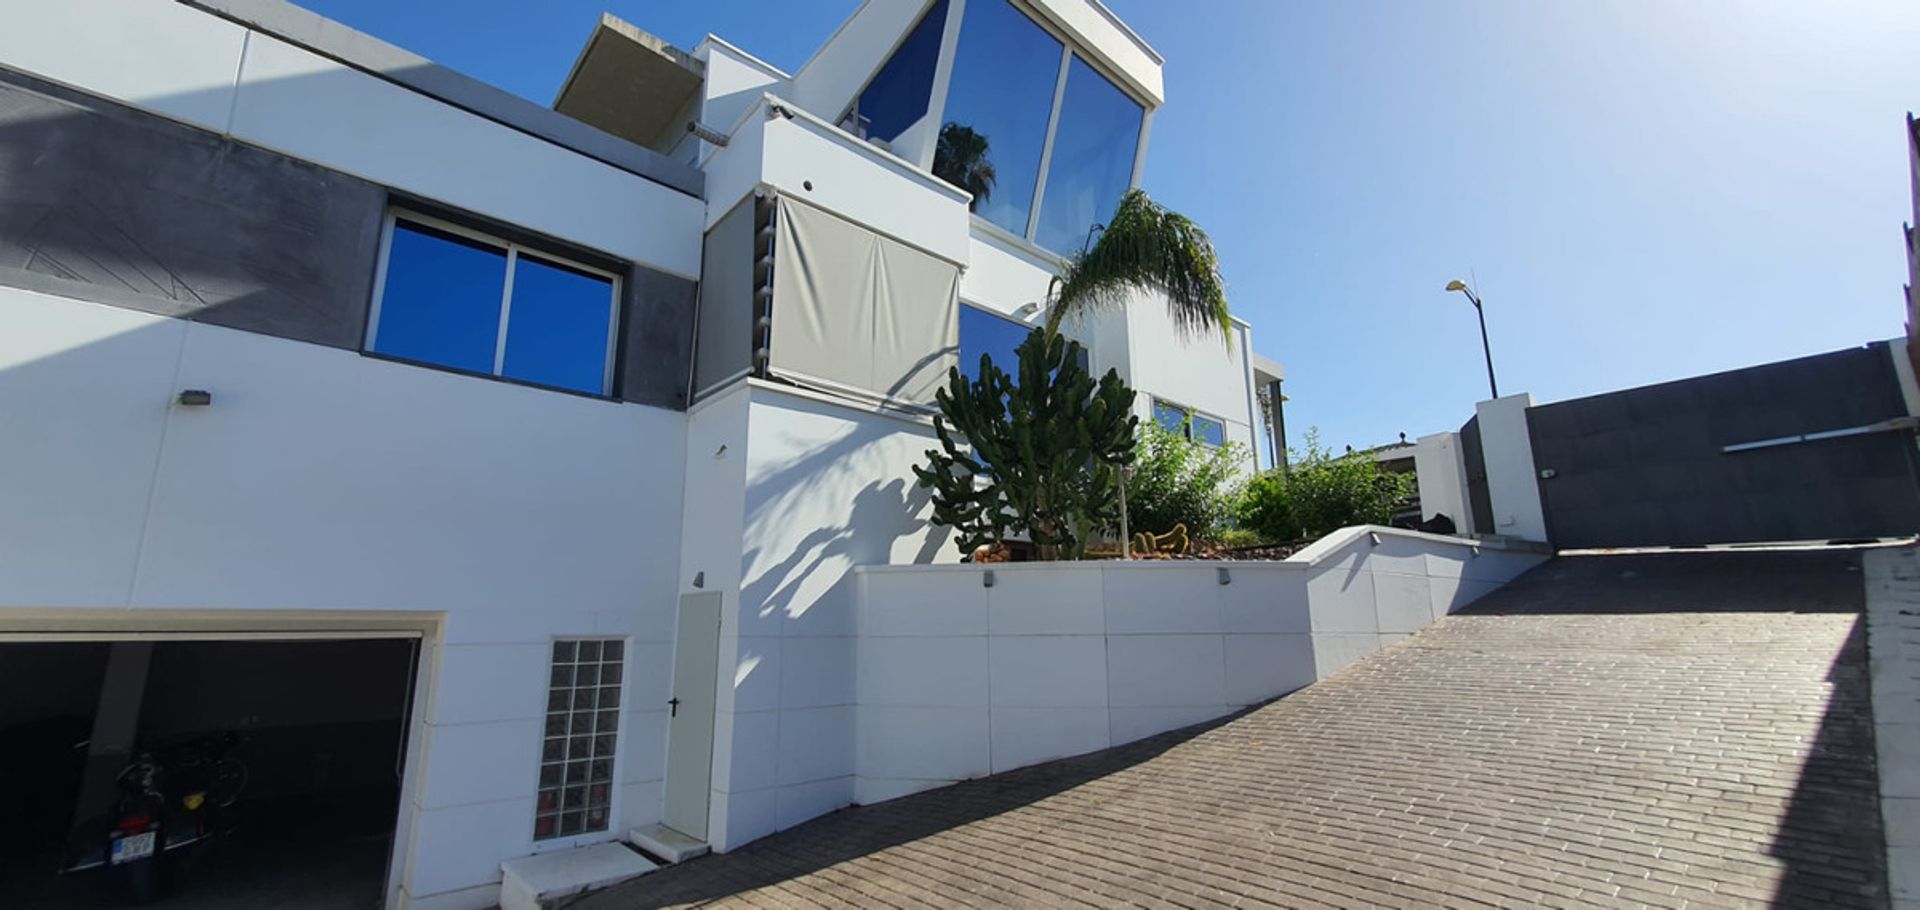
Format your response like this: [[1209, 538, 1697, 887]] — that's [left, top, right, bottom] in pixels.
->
[[851, 526, 1545, 803]]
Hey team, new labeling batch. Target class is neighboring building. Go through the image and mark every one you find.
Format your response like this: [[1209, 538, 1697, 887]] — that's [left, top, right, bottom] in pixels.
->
[[1906, 113, 1919, 380], [0, 1, 1277, 907]]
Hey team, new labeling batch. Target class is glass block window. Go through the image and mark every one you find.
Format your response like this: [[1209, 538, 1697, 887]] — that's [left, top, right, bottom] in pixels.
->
[[535, 638, 624, 840]]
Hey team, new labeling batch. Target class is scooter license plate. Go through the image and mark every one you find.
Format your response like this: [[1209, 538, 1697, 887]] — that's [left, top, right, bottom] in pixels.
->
[[110, 831, 156, 865]]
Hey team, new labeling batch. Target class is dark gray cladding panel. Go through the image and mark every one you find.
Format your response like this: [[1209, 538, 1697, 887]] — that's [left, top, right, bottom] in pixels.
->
[[617, 267, 698, 410], [0, 65, 385, 349], [1527, 343, 1920, 548]]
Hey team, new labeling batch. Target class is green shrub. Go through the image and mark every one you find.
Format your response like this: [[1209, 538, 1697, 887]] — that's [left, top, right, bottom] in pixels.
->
[[1210, 527, 1269, 550], [1238, 430, 1416, 541], [1124, 420, 1246, 541], [915, 329, 1137, 560]]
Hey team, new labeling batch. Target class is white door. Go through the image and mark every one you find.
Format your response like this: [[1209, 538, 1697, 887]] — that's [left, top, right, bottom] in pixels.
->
[[662, 592, 721, 840]]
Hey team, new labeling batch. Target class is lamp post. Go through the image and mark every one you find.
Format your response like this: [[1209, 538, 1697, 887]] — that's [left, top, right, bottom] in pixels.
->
[[1445, 279, 1499, 399]]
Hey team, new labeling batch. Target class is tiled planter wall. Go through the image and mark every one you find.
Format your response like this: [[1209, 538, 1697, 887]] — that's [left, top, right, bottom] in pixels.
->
[[851, 526, 1547, 804]]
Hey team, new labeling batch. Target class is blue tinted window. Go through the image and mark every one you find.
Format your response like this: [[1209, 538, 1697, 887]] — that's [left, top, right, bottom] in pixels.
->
[[936, 0, 1061, 236], [958, 305, 1033, 382], [1192, 414, 1226, 447], [855, 0, 949, 143], [1033, 56, 1144, 254], [1154, 400, 1187, 434], [372, 222, 507, 374], [503, 256, 615, 394]]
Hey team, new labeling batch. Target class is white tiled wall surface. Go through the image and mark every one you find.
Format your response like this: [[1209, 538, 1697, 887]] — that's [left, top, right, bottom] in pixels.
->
[[852, 527, 1546, 804]]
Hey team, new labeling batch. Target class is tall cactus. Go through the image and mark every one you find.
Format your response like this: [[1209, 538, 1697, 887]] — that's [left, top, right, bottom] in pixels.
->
[[914, 329, 1137, 560]]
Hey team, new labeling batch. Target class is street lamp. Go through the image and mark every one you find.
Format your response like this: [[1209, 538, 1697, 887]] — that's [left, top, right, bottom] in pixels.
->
[[1445, 279, 1499, 399]]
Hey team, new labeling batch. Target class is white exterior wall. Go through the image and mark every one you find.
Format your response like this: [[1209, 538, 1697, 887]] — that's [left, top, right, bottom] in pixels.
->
[[1413, 431, 1474, 535], [689, 382, 957, 851], [786, 0, 931, 126], [1474, 393, 1549, 542], [0, 287, 689, 909], [695, 37, 791, 148], [1118, 295, 1260, 467], [852, 527, 1544, 801], [700, 95, 971, 267], [0, 0, 702, 280]]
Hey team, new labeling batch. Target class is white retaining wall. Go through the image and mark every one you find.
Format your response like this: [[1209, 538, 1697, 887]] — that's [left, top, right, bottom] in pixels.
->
[[851, 526, 1545, 803]]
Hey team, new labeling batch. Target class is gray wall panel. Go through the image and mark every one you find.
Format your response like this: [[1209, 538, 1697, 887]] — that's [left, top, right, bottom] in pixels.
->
[[1528, 344, 1920, 547], [617, 266, 698, 410], [693, 198, 756, 399], [0, 65, 384, 349]]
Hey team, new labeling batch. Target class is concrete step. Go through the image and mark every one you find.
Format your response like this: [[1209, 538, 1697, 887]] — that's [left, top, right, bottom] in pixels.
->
[[628, 823, 709, 864], [499, 842, 658, 910]]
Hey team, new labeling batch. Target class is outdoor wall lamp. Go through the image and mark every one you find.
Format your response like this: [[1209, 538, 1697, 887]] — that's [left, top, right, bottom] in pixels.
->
[[982, 570, 995, 588], [176, 389, 212, 407], [1444, 279, 1500, 400], [1217, 568, 1231, 586]]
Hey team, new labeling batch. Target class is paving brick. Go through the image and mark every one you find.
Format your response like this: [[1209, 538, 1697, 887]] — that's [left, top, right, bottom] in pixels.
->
[[573, 550, 1887, 909]]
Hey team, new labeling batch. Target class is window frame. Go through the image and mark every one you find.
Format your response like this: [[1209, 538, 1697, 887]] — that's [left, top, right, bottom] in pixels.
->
[[1152, 396, 1227, 448], [365, 209, 623, 397], [934, 0, 1154, 257]]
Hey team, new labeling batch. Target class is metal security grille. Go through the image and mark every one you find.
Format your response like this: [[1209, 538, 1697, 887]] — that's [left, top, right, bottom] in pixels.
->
[[535, 639, 624, 839]]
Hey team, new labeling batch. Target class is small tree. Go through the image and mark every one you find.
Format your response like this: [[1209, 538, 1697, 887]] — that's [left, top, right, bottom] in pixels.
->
[[1239, 430, 1416, 541], [915, 330, 1137, 560], [1125, 420, 1246, 541]]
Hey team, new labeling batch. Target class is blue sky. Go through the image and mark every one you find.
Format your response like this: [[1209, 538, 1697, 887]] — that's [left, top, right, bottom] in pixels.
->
[[294, 0, 1920, 452]]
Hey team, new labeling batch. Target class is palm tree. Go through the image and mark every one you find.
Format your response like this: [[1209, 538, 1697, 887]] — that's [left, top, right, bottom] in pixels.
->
[[1039, 188, 1230, 557], [933, 123, 996, 210], [1042, 189, 1229, 344]]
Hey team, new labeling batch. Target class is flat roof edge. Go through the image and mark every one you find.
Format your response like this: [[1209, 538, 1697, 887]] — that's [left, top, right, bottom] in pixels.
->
[[180, 0, 704, 199]]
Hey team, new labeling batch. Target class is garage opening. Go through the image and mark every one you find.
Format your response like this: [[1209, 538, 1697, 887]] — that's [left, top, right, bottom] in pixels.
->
[[0, 635, 420, 908]]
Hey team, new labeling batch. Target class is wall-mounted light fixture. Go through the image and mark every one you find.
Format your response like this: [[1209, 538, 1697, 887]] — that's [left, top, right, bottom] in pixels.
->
[[1217, 567, 1231, 586], [176, 389, 212, 407], [982, 570, 995, 588], [692, 571, 705, 589]]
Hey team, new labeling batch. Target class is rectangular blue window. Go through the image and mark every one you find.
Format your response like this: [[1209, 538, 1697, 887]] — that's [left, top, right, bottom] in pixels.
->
[[1192, 414, 1227, 447], [1154, 398, 1227, 447], [502, 256, 616, 395], [958, 304, 1033, 382], [370, 222, 507, 375], [370, 215, 619, 396], [1153, 399, 1187, 434]]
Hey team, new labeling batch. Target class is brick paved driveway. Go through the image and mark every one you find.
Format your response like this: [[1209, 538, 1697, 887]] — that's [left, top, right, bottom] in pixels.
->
[[579, 548, 1886, 909]]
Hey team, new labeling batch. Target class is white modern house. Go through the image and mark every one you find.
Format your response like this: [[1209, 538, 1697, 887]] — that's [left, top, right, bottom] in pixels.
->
[[0, 2, 1558, 908]]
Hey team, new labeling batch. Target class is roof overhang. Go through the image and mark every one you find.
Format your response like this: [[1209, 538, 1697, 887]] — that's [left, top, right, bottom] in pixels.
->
[[1252, 353, 1286, 385], [554, 13, 705, 153]]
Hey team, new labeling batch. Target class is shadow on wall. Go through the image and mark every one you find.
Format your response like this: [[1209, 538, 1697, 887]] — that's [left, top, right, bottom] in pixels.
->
[[740, 393, 951, 636], [0, 65, 387, 352]]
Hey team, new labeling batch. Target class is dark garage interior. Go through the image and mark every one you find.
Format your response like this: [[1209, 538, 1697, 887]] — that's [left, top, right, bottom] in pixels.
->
[[0, 637, 418, 909]]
